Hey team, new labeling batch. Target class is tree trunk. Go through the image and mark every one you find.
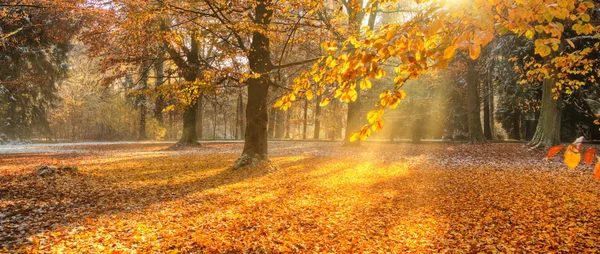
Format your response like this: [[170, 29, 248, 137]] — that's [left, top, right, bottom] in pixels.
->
[[512, 108, 521, 140], [313, 94, 321, 139], [529, 78, 561, 148], [236, 77, 270, 167], [138, 69, 148, 141], [467, 59, 486, 143], [268, 107, 276, 139], [488, 60, 495, 139], [223, 106, 228, 139], [236, 92, 245, 139], [213, 101, 218, 139], [178, 97, 199, 145], [138, 106, 147, 140], [303, 98, 308, 139], [483, 78, 492, 140], [235, 0, 273, 168], [275, 108, 285, 139], [285, 110, 291, 139], [154, 58, 165, 125]]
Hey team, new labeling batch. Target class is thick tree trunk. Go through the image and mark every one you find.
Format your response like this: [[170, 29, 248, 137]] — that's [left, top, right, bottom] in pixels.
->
[[529, 78, 561, 148], [467, 60, 486, 143], [235, 0, 273, 168], [178, 97, 199, 144], [236, 77, 270, 168], [313, 94, 321, 139]]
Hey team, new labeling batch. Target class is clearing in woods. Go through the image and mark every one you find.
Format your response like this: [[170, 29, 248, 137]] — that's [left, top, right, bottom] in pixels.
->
[[1, 142, 600, 252]]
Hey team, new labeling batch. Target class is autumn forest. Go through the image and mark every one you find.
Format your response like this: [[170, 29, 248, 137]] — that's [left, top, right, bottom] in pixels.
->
[[3, 0, 600, 252]]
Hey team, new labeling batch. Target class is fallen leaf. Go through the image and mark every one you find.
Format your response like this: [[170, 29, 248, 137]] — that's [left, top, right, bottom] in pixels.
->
[[584, 147, 596, 165], [565, 145, 581, 169], [546, 145, 564, 160]]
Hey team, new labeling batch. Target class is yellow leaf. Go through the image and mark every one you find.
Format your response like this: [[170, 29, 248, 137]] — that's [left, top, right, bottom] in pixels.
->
[[306, 90, 314, 100], [468, 44, 481, 60], [273, 99, 284, 108], [581, 14, 591, 22], [367, 110, 381, 124], [360, 79, 372, 90], [565, 145, 581, 169], [349, 132, 361, 142], [319, 98, 330, 107], [372, 120, 384, 132], [443, 46, 456, 59], [525, 30, 535, 40], [535, 43, 551, 57]]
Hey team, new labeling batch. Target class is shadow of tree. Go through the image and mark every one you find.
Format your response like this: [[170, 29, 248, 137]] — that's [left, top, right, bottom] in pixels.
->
[[0, 152, 319, 250]]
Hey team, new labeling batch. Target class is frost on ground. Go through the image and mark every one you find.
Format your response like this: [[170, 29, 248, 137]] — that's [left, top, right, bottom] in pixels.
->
[[1, 142, 600, 252]]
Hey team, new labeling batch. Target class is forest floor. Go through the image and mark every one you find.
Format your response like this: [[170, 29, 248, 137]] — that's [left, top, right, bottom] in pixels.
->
[[2, 141, 600, 252]]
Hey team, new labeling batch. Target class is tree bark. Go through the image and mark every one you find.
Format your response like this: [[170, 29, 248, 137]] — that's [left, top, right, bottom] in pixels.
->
[[275, 108, 285, 139], [467, 59, 486, 143], [237, 77, 270, 167], [235, 0, 273, 168], [179, 97, 199, 144], [529, 78, 561, 148], [313, 94, 321, 139]]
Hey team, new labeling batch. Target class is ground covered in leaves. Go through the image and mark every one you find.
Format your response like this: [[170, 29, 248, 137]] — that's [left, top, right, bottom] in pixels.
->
[[2, 141, 600, 252]]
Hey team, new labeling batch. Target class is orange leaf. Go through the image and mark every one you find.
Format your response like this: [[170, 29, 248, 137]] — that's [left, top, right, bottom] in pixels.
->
[[584, 147, 596, 165], [564, 145, 581, 169], [546, 144, 564, 160], [594, 161, 600, 181]]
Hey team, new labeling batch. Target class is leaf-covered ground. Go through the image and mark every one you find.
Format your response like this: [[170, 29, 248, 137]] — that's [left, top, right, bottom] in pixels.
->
[[2, 142, 600, 252]]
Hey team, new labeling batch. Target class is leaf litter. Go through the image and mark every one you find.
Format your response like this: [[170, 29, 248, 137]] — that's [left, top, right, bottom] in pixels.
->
[[1, 142, 600, 252]]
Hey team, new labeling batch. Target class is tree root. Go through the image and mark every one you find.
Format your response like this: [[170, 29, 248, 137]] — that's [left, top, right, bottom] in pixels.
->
[[232, 153, 270, 170], [163, 141, 202, 151]]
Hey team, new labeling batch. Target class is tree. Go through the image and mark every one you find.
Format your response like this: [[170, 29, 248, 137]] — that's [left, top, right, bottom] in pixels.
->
[[0, 1, 81, 139], [467, 59, 486, 143], [279, 0, 600, 145]]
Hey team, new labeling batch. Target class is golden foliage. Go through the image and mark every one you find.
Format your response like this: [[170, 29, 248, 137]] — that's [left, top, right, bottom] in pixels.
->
[[4, 143, 600, 252], [564, 145, 581, 169]]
